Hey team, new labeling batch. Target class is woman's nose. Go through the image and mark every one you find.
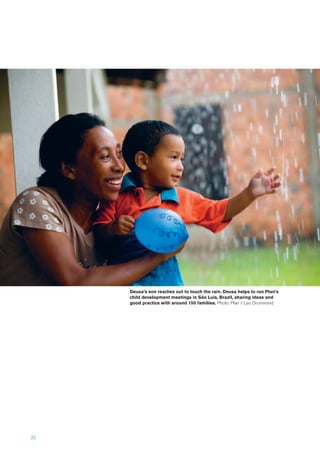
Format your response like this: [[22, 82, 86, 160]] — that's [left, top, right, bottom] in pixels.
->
[[112, 155, 125, 172]]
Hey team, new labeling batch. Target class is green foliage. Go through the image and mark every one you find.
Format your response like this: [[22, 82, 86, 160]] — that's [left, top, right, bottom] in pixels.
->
[[179, 241, 320, 286]]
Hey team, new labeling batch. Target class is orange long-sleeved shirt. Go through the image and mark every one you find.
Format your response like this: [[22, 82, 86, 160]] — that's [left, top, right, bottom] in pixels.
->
[[95, 173, 231, 234]]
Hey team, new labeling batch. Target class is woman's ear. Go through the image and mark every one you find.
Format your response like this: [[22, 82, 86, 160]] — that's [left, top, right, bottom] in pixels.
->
[[61, 162, 76, 180], [134, 151, 149, 171]]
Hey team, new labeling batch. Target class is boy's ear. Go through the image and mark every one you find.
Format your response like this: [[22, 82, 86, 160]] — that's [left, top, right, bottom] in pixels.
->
[[61, 161, 77, 180], [134, 151, 149, 170]]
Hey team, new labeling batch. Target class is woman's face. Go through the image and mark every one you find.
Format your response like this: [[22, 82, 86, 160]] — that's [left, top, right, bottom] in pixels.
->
[[72, 126, 125, 203]]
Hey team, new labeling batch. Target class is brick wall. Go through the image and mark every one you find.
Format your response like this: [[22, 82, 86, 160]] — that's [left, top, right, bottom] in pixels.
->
[[1, 69, 319, 249], [105, 68, 318, 248], [157, 69, 318, 246]]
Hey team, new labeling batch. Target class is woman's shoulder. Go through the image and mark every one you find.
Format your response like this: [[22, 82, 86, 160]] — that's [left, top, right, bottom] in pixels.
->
[[15, 186, 58, 199], [10, 186, 68, 231], [13, 186, 66, 209]]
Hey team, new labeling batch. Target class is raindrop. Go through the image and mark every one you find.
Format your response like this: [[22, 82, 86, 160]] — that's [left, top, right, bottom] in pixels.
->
[[233, 237, 240, 248], [284, 247, 289, 263], [299, 168, 304, 182], [191, 123, 204, 135], [271, 76, 280, 94], [293, 244, 299, 261], [284, 159, 289, 176], [281, 92, 288, 107]]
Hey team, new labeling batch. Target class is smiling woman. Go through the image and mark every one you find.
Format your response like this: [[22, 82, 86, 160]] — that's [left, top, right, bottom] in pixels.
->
[[0, 113, 185, 285]]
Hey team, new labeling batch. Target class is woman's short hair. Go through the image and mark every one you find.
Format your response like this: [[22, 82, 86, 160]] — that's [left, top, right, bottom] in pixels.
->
[[37, 112, 105, 188]]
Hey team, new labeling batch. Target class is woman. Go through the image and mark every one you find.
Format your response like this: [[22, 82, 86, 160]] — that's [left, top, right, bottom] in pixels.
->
[[0, 113, 183, 285]]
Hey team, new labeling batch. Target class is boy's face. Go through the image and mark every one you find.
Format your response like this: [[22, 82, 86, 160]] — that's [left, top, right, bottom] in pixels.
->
[[142, 134, 185, 190]]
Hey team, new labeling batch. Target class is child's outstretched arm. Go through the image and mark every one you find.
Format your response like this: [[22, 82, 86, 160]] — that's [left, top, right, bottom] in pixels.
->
[[223, 167, 281, 221]]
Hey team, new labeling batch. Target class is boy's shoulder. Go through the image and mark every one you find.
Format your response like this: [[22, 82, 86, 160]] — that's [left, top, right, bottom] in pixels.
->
[[176, 185, 199, 198]]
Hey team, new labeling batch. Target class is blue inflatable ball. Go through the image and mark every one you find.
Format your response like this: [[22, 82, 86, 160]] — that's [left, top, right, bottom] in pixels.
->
[[134, 208, 189, 253]]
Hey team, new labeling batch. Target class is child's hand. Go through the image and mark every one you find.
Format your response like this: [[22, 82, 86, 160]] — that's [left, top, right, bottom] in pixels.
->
[[114, 215, 135, 235], [248, 167, 281, 199]]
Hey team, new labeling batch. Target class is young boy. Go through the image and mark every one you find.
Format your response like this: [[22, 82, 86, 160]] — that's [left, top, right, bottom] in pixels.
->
[[93, 120, 281, 286]]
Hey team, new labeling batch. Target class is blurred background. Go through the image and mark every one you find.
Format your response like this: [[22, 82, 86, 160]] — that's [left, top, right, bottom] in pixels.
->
[[1, 68, 319, 285]]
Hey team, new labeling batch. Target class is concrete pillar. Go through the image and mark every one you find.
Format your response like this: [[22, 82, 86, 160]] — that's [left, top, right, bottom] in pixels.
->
[[64, 69, 109, 121], [64, 69, 93, 114], [7, 69, 59, 194]]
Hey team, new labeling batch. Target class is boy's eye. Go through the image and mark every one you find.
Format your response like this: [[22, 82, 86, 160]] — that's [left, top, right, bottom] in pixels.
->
[[170, 155, 184, 160]]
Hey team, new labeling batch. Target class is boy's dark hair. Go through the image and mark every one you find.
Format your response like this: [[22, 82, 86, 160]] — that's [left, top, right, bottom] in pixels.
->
[[122, 120, 181, 173], [37, 112, 105, 189]]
